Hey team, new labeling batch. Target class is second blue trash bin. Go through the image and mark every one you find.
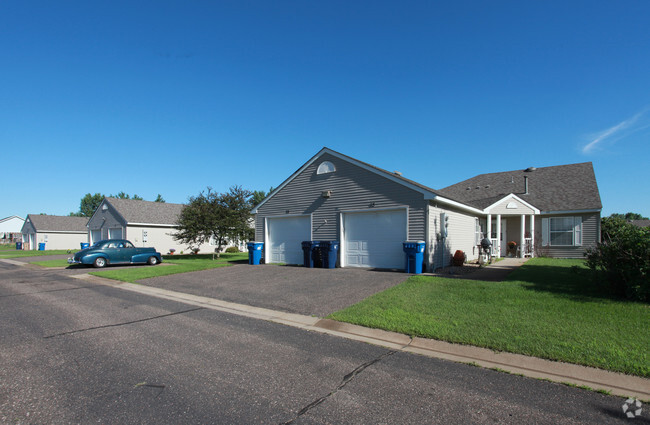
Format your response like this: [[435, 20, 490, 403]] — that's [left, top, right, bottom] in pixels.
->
[[38, 242, 46, 251], [80, 243, 90, 250], [247, 242, 264, 265], [321, 241, 339, 269], [16, 242, 22, 250], [403, 241, 425, 274]]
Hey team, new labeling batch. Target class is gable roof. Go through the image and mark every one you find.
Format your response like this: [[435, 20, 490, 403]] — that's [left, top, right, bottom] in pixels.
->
[[0, 216, 25, 224], [252, 147, 485, 214], [104, 197, 184, 225], [24, 214, 89, 232], [437, 162, 602, 213]]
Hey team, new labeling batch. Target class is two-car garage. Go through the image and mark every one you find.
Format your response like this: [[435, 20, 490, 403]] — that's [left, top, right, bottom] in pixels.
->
[[265, 209, 407, 270]]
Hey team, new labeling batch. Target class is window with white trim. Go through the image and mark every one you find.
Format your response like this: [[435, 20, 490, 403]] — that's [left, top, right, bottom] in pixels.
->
[[542, 216, 582, 246]]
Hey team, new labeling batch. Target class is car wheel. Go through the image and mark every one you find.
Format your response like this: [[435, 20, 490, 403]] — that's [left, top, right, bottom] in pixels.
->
[[93, 257, 107, 268], [147, 256, 159, 265]]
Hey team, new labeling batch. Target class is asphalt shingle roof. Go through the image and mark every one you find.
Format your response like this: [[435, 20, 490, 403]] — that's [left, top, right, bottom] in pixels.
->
[[26, 214, 89, 232], [437, 162, 602, 212], [105, 198, 184, 225]]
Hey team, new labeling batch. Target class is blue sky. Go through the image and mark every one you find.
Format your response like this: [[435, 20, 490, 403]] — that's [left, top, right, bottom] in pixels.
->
[[2, 1, 649, 219]]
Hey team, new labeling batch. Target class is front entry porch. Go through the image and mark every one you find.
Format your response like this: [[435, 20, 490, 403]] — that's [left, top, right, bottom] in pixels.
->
[[483, 214, 535, 259]]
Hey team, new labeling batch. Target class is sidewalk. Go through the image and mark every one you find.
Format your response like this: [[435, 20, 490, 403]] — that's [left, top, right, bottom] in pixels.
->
[[72, 272, 650, 401]]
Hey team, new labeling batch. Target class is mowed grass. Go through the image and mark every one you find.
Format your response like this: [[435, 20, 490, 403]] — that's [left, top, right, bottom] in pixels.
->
[[89, 252, 249, 283], [31, 259, 71, 267], [0, 249, 78, 258], [328, 258, 650, 377]]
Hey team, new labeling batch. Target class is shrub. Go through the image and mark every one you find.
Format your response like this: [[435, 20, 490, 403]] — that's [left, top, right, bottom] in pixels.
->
[[586, 217, 650, 302], [225, 246, 240, 253], [453, 250, 465, 266]]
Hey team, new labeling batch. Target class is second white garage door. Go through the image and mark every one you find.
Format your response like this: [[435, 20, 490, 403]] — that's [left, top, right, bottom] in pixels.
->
[[343, 209, 407, 269], [267, 216, 311, 265]]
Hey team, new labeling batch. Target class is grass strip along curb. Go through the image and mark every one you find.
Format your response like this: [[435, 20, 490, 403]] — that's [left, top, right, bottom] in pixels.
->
[[88, 252, 249, 283], [328, 258, 649, 378]]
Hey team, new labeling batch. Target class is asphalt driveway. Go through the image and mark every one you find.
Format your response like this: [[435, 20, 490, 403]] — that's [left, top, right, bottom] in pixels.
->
[[139, 264, 408, 317]]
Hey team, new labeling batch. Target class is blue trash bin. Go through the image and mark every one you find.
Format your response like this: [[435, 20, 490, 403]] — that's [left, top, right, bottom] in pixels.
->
[[302, 241, 314, 268], [247, 242, 264, 265], [38, 242, 46, 251], [310, 241, 324, 268], [80, 243, 89, 250], [321, 241, 339, 269], [16, 242, 23, 250], [403, 241, 425, 274]]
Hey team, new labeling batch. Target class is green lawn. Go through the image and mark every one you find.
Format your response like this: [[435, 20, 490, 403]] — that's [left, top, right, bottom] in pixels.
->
[[30, 259, 71, 267], [328, 258, 650, 377], [0, 249, 78, 258], [89, 252, 249, 282]]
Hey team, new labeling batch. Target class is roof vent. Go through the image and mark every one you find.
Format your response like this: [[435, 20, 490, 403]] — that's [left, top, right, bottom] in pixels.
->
[[525, 167, 537, 172], [393, 171, 402, 176]]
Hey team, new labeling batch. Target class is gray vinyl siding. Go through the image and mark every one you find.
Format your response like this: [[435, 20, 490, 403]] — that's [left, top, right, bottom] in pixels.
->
[[427, 203, 480, 271], [534, 212, 600, 258], [87, 201, 127, 240], [255, 152, 427, 243]]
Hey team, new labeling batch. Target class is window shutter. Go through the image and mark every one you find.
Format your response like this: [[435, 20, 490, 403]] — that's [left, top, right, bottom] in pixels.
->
[[574, 216, 582, 246], [542, 218, 549, 246]]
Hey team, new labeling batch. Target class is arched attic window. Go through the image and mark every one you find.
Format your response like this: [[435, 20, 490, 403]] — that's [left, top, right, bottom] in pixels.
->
[[317, 161, 336, 175]]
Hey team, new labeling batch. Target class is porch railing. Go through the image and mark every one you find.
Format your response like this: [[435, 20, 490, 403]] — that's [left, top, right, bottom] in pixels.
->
[[490, 238, 499, 257]]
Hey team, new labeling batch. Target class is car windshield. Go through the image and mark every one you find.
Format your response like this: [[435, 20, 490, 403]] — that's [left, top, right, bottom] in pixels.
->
[[91, 242, 106, 249]]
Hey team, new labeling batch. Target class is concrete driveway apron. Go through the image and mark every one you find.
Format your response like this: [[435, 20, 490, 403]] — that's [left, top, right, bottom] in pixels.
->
[[138, 264, 408, 317]]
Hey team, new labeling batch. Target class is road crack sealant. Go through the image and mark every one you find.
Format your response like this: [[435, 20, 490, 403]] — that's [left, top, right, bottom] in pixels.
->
[[280, 343, 410, 425], [43, 307, 205, 338], [0, 284, 105, 299]]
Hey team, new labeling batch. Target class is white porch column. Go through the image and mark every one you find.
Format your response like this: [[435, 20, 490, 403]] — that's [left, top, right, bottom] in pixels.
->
[[530, 214, 535, 258], [487, 214, 492, 239], [496, 214, 501, 258], [520, 214, 526, 258]]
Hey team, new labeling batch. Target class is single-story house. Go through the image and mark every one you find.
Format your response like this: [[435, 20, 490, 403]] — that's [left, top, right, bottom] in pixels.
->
[[437, 162, 602, 259], [86, 197, 246, 254], [252, 148, 602, 271], [21, 215, 89, 250], [0, 215, 26, 243]]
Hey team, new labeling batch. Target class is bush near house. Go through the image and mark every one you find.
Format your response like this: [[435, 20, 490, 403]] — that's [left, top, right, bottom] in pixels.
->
[[586, 216, 650, 302]]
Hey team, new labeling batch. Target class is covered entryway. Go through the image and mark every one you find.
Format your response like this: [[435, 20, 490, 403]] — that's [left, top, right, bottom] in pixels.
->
[[342, 209, 407, 269], [266, 216, 311, 265]]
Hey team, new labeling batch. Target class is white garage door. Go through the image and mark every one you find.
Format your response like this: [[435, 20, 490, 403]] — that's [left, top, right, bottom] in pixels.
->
[[267, 216, 311, 265], [343, 209, 407, 269]]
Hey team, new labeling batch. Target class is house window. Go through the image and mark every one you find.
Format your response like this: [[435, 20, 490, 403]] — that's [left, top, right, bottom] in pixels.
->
[[542, 217, 582, 246], [317, 161, 336, 174], [474, 218, 482, 245]]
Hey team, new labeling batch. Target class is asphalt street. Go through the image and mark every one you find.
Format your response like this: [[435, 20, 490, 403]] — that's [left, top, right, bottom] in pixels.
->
[[0, 261, 643, 424]]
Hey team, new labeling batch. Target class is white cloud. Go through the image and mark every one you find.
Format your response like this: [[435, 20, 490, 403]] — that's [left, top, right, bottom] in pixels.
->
[[582, 109, 648, 154]]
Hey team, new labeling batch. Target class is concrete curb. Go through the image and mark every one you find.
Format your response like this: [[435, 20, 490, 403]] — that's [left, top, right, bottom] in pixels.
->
[[70, 273, 650, 400]]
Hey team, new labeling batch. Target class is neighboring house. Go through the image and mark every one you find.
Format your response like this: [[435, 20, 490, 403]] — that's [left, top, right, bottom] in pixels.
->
[[252, 148, 602, 271], [629, 219, 650, 228], [438, 162, 602, 259], [21, 215, 89, 250], [86, 197, 246, 254], [0, 216, 26, 243]]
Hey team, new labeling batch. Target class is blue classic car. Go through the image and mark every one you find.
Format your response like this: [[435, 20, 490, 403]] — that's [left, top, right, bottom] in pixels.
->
[[68, 239, 163, 268]]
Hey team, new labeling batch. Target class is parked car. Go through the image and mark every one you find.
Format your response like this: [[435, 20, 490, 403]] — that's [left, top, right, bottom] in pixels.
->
[[68, 239, 162, 268]]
